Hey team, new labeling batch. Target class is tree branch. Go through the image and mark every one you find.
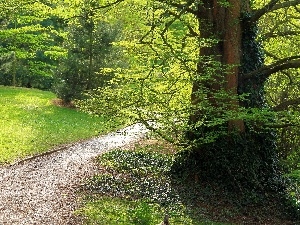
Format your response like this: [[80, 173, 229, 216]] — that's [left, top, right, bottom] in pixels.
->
[[158, 0, 198, 15], [273, 98, 300, 111], [270, 0, 300, 11], [251, 0, 300, 23], [242, 56, 300, 80], [263, 30, 300, 39], [93, 0, 124, 10], [264, 51, 295, 83], [250, 0, 280, 23], [186, 23, 199, 37], [265, 123, 297, 128]]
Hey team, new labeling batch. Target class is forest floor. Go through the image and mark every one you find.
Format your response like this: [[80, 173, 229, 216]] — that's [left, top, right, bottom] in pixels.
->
[[0, 123, 148, 224]]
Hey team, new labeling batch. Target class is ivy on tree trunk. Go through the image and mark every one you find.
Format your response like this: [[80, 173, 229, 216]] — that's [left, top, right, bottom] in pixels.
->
[[176, 0, 283, 193]]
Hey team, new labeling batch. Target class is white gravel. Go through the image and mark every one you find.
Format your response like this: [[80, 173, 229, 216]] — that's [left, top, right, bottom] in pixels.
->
[[0, 123, 148, 225]]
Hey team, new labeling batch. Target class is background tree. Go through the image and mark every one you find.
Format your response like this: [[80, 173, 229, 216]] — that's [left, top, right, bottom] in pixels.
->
[[0, 0, 66, 89], [53, 0, 122, 103]]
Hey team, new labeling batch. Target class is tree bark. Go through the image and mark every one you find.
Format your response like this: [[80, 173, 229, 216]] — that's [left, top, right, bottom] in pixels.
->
[[181, 0, 282, 192], [190, 0, 245, 132]]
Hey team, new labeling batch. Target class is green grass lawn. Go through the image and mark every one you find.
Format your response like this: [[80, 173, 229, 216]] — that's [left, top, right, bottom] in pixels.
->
[[0, 86, 121, 163]]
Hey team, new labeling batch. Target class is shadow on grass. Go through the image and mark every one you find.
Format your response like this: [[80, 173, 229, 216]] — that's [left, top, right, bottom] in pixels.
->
[[77, 149, 234, 224], [77, 143, 300, 225]]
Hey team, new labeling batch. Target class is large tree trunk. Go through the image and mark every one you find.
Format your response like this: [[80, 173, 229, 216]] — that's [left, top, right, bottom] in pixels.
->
[[190, 0, 245, 132], [178, 0, 283, 193]]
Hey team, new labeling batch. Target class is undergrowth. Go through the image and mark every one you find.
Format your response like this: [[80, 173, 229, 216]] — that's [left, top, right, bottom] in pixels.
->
[[77, 141, 300, 225], [77, 147, 224, 224]]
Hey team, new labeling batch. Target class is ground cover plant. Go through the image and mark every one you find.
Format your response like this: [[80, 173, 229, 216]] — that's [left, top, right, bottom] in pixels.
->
[[0, 86, 121, 163], [77, 140, 299, 224]]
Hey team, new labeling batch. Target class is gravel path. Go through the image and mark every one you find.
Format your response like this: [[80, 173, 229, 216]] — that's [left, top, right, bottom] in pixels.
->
[[0, 123, 148, 225]]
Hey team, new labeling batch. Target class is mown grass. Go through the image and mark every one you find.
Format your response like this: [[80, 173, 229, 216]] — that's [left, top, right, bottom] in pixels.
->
[[76, 197, 164, 225], [0, 86, 121, 163]]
